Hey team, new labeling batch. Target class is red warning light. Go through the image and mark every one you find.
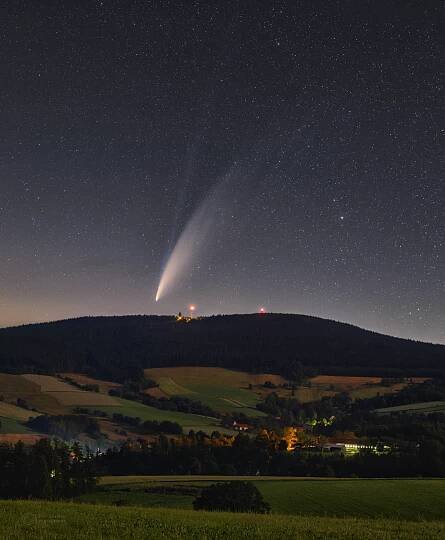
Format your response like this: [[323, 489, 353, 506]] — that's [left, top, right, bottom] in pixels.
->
[[259, 307, 266, 315]]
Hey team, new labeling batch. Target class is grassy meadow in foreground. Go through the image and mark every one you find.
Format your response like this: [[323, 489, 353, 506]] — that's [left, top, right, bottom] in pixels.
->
[[1, 500, 444, 540], [77, 477, 445, 521]]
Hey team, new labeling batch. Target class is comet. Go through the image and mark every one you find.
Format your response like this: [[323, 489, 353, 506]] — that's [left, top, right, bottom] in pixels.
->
[[155, 174, 231, 302], [155, 155, 262, 302]]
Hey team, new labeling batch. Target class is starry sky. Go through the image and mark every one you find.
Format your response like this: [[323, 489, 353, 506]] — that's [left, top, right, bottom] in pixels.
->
[[1, 1, 443, 343]]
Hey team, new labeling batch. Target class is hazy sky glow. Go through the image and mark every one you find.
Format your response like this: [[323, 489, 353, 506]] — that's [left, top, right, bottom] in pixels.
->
[[1, 2, 443, 343]]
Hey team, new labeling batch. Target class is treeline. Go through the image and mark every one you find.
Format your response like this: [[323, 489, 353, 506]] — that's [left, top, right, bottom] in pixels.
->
[[73, 408, 183, 435], [0, 439, 96, 499], [95, 430, 445, 478], [61, 376, 100, 393], [141, 395, 217, 418], [312, 381, 445, 445], [353, 378, 445, 412], [318, 411, 445, 449], [27, 415, 100, 440], [255, 378, 445, 427], [110, 414, 183, 435], [0, 314, 443, 382], [108, 385, 219, 418], [106, 376, 158, 401], [256, 392, 349, 424]]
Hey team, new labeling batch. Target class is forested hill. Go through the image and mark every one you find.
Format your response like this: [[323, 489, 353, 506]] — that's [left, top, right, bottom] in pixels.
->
[[0, 314, 444, 381]]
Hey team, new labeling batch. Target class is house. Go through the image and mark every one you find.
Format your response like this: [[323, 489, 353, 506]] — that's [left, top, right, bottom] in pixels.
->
[[232, 421, 251, 432], [322, 442, 391, 456]]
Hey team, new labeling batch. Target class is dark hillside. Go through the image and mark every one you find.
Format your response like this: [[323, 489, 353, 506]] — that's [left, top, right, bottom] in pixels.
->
[[0, 314, 443, 381]]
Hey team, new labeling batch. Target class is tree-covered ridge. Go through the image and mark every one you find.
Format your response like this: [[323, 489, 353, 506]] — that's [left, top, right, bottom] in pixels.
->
[[0, 314, 443, 382]]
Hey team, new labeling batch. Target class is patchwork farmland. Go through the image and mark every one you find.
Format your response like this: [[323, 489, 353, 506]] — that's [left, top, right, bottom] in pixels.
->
[[144, 367, 425, 412], [0, 372, 230, 439], [0, 368, 436, 443], [145, 367, 274, 415]]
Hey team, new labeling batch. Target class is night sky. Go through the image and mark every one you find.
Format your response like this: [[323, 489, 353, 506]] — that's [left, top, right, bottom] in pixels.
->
[[1, 2, 443, 343]]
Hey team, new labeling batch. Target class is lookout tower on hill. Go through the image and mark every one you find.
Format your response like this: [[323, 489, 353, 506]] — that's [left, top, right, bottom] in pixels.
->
[[175, 307, 198, 323]]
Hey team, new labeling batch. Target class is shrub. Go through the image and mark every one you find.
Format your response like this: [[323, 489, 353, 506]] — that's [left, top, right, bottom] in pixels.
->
[[193, 481, 270, 513]]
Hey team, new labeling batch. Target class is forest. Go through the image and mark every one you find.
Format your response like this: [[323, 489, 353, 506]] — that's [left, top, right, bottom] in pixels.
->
[[0, 439, 96, 499], [0, 314, 443, 382], [95, 419, 445, 478]]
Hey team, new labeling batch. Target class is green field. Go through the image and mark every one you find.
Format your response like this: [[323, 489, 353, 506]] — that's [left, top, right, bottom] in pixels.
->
[[78, 477, 445, 521], [375, 401, 445, 414], [0, 402, 40, 435], [0, 417, 33, 434], [258, 479, 445, 520], [145, 367, 269, 416], [91, 397, 228, 433], [1, 500, 444, 539], [0, 401, 40, 421]]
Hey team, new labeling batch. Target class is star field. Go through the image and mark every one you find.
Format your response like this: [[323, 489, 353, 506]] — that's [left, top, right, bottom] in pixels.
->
[[0, 1, 443, 343]]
